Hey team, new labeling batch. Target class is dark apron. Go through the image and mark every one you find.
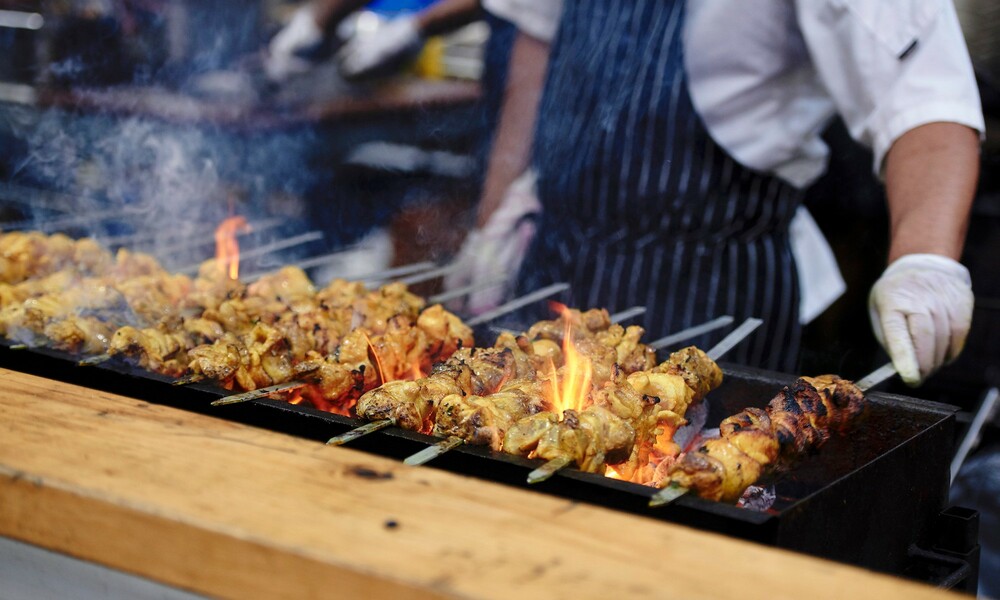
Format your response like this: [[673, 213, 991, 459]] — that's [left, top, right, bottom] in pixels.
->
[[517, 0, 802, 371]]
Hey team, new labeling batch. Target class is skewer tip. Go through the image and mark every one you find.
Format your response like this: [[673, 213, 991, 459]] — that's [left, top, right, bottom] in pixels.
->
[[648, 482, 690, 507], [172, 373, 205, 386], [326, 419, 394, 446], [527, 456, 573, 484], [78, 354, 111, 367], [403, 437, 464, 466]]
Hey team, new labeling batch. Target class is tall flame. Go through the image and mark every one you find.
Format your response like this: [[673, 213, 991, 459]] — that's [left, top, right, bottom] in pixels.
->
[[214, 216, 248, 280], [547, 306, 594, 414]]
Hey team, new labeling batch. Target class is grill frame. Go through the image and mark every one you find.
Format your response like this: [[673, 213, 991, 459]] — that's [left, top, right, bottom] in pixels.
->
[[0, 341, 960, 579]]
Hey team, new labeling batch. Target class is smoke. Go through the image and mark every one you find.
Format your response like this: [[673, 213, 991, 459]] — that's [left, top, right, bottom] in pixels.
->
[[3, 102, 326, 270], [0, 0, 331, 272]]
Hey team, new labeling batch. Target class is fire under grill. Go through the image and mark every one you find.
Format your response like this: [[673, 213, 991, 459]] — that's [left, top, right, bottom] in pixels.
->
[[0, 339, 978, 590]]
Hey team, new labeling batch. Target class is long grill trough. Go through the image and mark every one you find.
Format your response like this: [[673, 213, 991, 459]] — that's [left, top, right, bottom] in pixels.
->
[[0, 339, 973, 589]]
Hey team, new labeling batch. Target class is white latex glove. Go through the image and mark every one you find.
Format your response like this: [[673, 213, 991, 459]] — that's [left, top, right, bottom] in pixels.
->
[[265, 4, 325, 82], [868, 254, 974, 386], [444, 170, 542, 315], [337, 16, 422, 79]]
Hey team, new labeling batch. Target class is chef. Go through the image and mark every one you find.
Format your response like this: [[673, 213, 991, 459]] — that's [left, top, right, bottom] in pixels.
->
[[451, 0, 983, 384]]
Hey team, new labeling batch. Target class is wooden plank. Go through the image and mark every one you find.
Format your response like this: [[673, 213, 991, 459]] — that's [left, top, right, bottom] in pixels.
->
[[0, 368, 959, 600]]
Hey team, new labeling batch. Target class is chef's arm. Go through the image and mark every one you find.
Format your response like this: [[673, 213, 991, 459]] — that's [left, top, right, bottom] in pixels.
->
[[415, 0, 482, 37], [476, 31, 550, 227], [870, 121, 979, 385], [883, 122, 979, 262]]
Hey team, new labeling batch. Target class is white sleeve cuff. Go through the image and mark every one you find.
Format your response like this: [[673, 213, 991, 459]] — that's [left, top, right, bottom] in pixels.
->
[[871, 101, 985, 179]]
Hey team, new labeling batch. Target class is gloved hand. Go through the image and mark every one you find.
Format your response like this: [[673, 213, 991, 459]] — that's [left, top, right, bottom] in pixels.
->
[[444, 171, 542, 315], [868, 254, 974, 386], [265, 4, 324, 82], [337, 16, 422, 79]]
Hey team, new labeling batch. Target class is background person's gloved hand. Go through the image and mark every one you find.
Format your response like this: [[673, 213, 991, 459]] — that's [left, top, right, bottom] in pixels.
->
[[265, 4, 325, 82], [337, 16, 423, 79], [868, 254, 974, 386], [444, 170, 541, 315]]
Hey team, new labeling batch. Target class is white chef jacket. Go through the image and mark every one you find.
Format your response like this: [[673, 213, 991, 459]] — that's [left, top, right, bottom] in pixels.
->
[[483, 0, 985, 189]]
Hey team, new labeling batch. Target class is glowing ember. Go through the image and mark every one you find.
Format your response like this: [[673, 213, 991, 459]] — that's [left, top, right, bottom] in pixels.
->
[[605, 465, 625, 480], [214, 216, 249, 280]]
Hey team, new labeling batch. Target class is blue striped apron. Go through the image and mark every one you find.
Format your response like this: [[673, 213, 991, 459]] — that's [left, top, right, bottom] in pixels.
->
[[517, 0, 802, 371]]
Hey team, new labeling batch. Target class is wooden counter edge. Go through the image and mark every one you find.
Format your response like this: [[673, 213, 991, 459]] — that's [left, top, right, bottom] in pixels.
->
[[0, 368, 961, 600]]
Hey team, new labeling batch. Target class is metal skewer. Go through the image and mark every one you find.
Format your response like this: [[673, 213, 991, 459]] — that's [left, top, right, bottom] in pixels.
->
[[528, 317, 764, 486], [210, 381, 308, 406], [465, 283, 570, 327], [395, 263, 462, 286], [649, 315, 735, 351], [172, 373, 206, 386], [427, 278, 507, 305], [526, 456, 572, 484], [100, 218, 285, 248], [353, 261, 437, 285], [2, 207, 147, 233], [78, 353, 112, 367], [609, 305, 646, 324], [647, 361, 898, 508], [403, 436, 464, 466], [705, 318, 763, 360], [245, 256, 436, 284], [331, 300, 645, 450], [176, 230, 324, 275], [327, 419, 395, 445]]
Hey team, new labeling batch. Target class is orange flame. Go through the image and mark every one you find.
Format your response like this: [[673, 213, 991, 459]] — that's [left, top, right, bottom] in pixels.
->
[[547, 306, 593, 414], [363, 332, 386, 385], [410, 360, 424, 381], [214, 216, 249, 280]]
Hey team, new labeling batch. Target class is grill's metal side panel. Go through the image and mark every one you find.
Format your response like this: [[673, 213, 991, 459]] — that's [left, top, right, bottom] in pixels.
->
[[775, 407, 953, 572]]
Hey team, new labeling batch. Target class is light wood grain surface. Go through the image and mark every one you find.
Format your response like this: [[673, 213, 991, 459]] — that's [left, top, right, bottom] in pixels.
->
[[0, 368, 959, 600]]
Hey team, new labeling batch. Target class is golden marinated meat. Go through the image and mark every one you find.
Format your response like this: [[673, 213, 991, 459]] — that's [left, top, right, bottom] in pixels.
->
[[503, 412, 560, 456], [534, 406, 636, 473], [187, 323, 292, 390], [182, 317, 226, 343], [107, 325, 193, 375], [291, 353, 369, 414], [500, 345, 722, 480], [0, 232, 113, 285], [188, 334, 243, 382], [650, 346, 724, 400], [433, 380, 547, 450], [356, 368, 469, 432], [718, 407, 779, 465], [44, 316, 114, 355], [417, 304, 474, 364], [0, 232, 73, 284], [354, 342, 524, 434], [526, 307, 612, 341], [0, 270, 78, 308], [246, 266, 315, 306], [353, 281, 425, 333]]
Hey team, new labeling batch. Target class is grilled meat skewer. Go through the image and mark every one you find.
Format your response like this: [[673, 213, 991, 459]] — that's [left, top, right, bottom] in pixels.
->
[[659, 375, 866, 504]]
